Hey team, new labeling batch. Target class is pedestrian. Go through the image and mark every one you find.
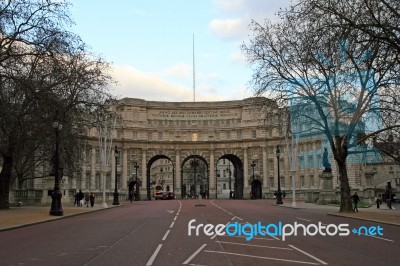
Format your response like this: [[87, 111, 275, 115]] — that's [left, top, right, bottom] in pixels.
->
[[90, 193, 95, 207], [85, 192, 90, 207], [74, 192, 79, 207], [129, 190, 134, 203], [351, 192, 360, 212], [374, 196, 380, 209], [78, 189, 84, 207], [282, 191, 286, 200]]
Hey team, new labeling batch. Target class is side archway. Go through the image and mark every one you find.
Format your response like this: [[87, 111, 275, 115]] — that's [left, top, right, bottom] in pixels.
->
[[146, 155, 175, 200], [217, 154, 244, 199]]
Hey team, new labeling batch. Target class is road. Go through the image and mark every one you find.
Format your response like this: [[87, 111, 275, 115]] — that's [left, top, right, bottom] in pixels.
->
[[0, 199, 399, 266]]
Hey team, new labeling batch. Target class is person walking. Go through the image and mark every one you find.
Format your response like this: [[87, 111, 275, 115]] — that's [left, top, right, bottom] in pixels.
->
[[351, 192, 360, 212], [85, 192, 90, 207], [374, 196, 380, 209], [90, 193, 95, 207]]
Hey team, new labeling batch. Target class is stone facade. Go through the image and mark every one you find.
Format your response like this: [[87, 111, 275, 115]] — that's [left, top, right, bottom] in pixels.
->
[[8, 97, 400, 204]]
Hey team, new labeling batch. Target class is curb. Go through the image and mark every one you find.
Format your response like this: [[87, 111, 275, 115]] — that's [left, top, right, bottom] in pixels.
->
[[327, 213, 400, 227], [0, 205, 121, 232]]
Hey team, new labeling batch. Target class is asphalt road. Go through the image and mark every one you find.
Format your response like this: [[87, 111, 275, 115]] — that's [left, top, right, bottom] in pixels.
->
[[0, 199, 399, 266]]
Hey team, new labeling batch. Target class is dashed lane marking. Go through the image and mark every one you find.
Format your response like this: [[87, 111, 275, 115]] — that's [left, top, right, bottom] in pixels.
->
[[183, 244, 207, 265]]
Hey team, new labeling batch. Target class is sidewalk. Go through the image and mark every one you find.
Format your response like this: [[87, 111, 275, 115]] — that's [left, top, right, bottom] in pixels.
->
[[0, 203, 116, 232], [274, 200, 400, 227]]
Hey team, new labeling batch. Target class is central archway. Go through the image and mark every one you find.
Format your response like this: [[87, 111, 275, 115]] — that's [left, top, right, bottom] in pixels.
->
[[181, 155, 209, 199]]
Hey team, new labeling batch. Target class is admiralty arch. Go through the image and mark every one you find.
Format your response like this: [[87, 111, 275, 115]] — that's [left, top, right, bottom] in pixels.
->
[[78, 97, 323, 201], [12, 97, 397, 205]]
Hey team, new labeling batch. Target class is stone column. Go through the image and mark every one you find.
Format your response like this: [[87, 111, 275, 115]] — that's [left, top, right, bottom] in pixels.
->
[[243, 148, 248, 188], [209, 149, 215, 198], [80, 149, 86, 190], [141, 149, 147, 197], [262, 147, 267, 190], [175, 149, 181, 197], [111, 149, 116, 189], [90, 147, 96, 191], [122, 148, 128, 191]]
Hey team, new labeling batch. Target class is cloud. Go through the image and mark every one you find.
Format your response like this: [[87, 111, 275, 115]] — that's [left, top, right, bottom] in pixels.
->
[[110, 65, 192, 101], [109, 65, 234, 102], [164, 63, 191, 82], [210, 0, 292, 40], [209, 18, 249, 41]]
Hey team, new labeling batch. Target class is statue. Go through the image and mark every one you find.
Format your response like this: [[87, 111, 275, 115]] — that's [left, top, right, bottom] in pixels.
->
[[322, 148, 332, 172]]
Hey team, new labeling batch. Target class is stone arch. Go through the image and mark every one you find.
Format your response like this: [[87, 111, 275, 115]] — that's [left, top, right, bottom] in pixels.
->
[[251, 179, 262, 199], [217, 154, 244, 199], [146, 154, 175, 200], [181, 154, 209, 199]]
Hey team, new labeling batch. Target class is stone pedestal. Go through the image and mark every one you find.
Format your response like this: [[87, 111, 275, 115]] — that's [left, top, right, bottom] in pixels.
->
[[317, 171, 337, 204]]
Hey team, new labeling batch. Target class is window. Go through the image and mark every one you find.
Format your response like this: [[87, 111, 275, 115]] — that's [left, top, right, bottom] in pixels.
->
[[269, 177, 274, 188], [310, 175, 314, 187], [133, 131, 138, 140], [308, 155, 314, 168], [300, 176, 305, 187], [280, 176, 285, 188], [148, 132, 152, 140], [192, 133, 198, 141], [227, 131, 231, 140], [237, 131, 241, 139], [158, 131, 163, 141], [252, 130, 257, 139]]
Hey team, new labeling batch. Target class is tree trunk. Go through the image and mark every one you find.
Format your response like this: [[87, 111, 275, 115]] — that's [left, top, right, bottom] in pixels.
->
[[337, 160, 353, 212], [0, 155, 13, 209]]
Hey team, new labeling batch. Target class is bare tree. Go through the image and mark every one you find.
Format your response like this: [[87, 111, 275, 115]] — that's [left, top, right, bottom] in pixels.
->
[[242, 0, 399, 212], [0, 0, 113, 209]]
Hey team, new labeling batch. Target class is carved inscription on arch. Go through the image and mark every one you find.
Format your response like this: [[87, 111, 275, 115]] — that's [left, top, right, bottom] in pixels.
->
[[148, 108, 241, 120]]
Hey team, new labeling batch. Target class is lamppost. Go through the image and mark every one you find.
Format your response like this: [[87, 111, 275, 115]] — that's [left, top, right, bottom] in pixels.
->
[[190, 158, 199, 196], [276, 145, 283, 204], [112, 146, 120, 205], [250, 161, 256, 199], [50, 112, 63, 216], [227, 165, 232, 198], [134, 162, 140, 201], [160, 167, 164, 190]]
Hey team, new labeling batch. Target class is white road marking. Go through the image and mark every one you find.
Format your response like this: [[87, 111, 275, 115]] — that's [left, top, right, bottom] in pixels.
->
[[358, 233, 394, 242], [183, 244, 207, 265], [170, 221, 175, 228], [215, 241, 292, 250], [203, 250, 320, 265], [146, 244, 163, 266], [231, 216, 243, 221], [162, 230, 170, 241], [289, 244, 328, 265], [296, 217, 312, 222]]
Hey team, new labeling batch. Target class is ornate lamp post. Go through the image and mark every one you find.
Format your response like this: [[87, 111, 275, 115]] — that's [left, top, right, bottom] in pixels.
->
[[276, 145, 283, 204], [112, 146, 120, 205], [50, 112, 63, 216], [250, 161, 256, 199], [134, 162, 140, 201]]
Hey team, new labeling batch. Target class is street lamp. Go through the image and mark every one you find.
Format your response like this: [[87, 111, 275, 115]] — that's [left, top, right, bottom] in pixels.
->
[[250, 161, 256, 199], [276, 145, 283, 204], [134, 162, 140, 201], [50, 112, 63, 216], [190, 158, 199, 196], [112, 146, 120, 205]]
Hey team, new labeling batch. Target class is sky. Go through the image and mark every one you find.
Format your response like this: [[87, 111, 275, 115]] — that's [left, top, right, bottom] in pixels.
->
[[69, 0, 291, 102]]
